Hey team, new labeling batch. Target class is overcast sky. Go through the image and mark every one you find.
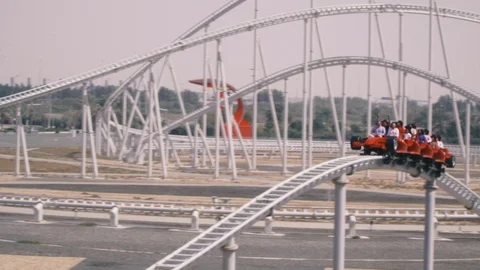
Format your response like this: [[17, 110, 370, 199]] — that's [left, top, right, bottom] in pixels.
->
[[1, 0, 480, 102]]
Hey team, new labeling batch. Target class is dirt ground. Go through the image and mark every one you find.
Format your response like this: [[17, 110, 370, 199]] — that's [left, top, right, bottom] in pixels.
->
[[0, 146, 479, 201], [0, 255, 84, 270]]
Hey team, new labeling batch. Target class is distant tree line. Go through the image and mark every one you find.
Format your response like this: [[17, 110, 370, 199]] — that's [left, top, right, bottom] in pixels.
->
[[1, 84, 479, 144]]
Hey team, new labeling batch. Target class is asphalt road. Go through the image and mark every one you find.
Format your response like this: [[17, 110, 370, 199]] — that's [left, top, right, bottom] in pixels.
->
[[0, 183, 459, 204], [0, 133, 82, 148], [0, 216, 478, 270]]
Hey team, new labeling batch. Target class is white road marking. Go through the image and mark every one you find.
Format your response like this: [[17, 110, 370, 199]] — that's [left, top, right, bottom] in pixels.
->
[[79, 247, 155, 254], [0, 238, 15, 243], [0, 238, 156, 255]]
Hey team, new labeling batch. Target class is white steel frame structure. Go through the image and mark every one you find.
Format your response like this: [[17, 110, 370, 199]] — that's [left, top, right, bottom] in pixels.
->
[[2, 1, 480, 269], [1, 3, 480, 183]]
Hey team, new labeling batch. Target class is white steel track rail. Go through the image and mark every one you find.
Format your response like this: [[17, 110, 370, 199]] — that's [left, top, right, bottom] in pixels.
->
[[1, 4, 480, 109], [146, 155, 480, 270]]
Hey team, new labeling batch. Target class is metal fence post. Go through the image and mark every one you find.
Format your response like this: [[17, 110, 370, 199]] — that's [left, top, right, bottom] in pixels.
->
[[191, 210, 200, 231], [33, 202, 44, 222], [264, 216, 274, 234], [347, 215, 357, 238], [109, 206, 119, 227]]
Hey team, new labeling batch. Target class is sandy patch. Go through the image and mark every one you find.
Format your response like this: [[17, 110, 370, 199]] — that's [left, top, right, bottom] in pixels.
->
[[0, 255, 84, 270]]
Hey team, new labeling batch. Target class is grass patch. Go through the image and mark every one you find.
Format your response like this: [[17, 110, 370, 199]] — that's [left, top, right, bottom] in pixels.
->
[[17, 240, 41, 244], [78, 222, 97, 227]]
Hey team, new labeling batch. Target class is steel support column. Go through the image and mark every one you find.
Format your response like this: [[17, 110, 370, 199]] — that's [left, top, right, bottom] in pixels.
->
[[367, 0, 372, 137], [81, 85, 88, 178], [251, 0, 259, 170], [307, 0, 314, 167], [333, 176, 348, 270], [427, 0, 433, 132], [282, 78, 289, 175], [424, 180, 437, 270], [434, 2, 465, 157], [15, 105, 21, 176], [341, 65, 347, 157], [202, 25, 209, 167], [301, 18, 309, 170], [222, 237, 238, 270], [465, 102, 471, 185], [373, 11, 398, 119]]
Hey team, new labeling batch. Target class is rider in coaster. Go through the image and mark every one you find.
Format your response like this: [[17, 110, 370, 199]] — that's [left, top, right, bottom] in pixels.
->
[[397, 120, 405, 135], [436, 135, 445, 148], [430, 135, 438, 148], [370, 120, 386, 137], [404, 124, 412, 140], [382, 119, 390, 135], [418, 129, 427, 143], [424, 129, 432, 143], [387, 122, 399, 138]]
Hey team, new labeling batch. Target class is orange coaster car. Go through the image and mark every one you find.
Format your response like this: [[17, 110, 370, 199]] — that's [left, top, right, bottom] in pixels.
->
[[350, 135, 397, 156], [350, 135, 455, 175]]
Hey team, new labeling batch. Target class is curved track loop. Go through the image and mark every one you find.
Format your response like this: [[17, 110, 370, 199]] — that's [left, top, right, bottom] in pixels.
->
[[159, 56, 478, 134], [2, 4, 480, 109], [146, 155, 480, 270]]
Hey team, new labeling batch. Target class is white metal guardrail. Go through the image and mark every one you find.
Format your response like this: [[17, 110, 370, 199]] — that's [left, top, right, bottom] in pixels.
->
[[0, 195, 477, 228]]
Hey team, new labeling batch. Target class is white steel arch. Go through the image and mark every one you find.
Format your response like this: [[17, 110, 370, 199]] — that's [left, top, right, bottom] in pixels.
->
[[1, 4, 480, 109], [160, 56, 479, 135], [146, 155, 480, 270]]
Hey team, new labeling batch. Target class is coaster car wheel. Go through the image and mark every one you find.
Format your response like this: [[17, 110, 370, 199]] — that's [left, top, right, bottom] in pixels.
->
[[446, 155, 456, 168], [350, 136, 362, 150]]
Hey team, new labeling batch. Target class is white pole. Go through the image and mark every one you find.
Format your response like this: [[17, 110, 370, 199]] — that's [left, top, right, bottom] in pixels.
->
[[86, 98, 99, 178], [373, 12, 399, 119], [434, 1, 465, 158], [169, 61, 194, 146], [333, 177, 348, 270], [118, 91, 141, 160], [282, 79, 289, 176], [20, 121, 30, 177], [424, 180, 437, 270], [208, 62, 221, 179], [341, 65, 347, 157], [367, 0, 373, 137], [153, 73, 169, 179], [106, 107, 112, 157], [313, 21, 342, 148], [232, 117, 252, 170], [398, 12, 403, 119], [197, 127, 214, 167], [301, 18, 308, 171], [15, 105, 21, 176], [202, 25, 209, 167], [252, 0, 259, 170], [218, 40, 237, 180], [257, 41, 284, 158], [193, 124, 198, 168], [427, 0, 433, 132], [81, 84, 87, 178], [147, 73, 153, 179], [122, 90, 127, 127], [307, 0, 314, 168], [465, 102, 471, 185], [403, 73, 408, 122]]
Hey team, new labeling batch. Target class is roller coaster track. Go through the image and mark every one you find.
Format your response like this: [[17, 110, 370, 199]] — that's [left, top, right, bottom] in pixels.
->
[[146, 155, 480, 270], [2, 4, 480, 109]]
